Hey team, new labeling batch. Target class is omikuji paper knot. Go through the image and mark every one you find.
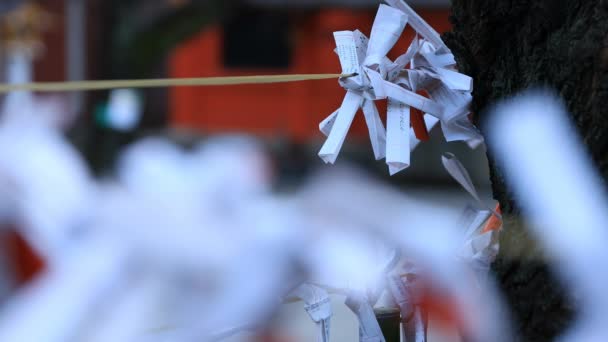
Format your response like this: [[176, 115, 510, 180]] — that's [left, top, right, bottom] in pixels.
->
[[318, 0, 483, 175]]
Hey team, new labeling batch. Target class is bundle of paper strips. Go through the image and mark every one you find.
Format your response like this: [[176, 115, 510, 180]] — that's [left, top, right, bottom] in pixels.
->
[[319, 0, 483, 175]]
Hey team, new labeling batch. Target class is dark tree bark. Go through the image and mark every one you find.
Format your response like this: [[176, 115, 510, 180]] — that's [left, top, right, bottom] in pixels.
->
[[443, 1, 608, 341]]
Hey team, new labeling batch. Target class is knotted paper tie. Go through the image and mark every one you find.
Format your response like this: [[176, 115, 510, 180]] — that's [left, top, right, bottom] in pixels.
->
[[318, 4, 413, 174], [319, 1, 483, 175]]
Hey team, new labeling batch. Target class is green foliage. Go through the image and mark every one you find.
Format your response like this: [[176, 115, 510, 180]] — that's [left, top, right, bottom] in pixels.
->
[[109, 0, 230, 77]]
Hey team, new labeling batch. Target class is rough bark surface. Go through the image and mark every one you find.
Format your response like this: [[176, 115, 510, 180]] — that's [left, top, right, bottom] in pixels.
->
[[443, 1, 608, 341]]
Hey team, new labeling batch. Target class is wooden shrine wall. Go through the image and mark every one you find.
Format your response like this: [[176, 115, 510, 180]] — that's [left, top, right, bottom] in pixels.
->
[[169, 8, 451, 142]]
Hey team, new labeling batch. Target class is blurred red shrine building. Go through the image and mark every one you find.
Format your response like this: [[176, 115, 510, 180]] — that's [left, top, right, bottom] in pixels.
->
[[169, 6, 452, 142]]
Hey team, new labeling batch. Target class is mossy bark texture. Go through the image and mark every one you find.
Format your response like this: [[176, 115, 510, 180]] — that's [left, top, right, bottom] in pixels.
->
[[443, 1, 608, 341]]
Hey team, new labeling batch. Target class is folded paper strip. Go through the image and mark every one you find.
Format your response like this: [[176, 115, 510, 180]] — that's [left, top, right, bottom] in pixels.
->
[[442, 153, 502, 284], [288, 284, 333, 342], [319, 1, 483, 175]]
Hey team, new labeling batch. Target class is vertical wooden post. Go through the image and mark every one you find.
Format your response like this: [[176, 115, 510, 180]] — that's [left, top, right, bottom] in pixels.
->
[[375, 307, 401, 342]]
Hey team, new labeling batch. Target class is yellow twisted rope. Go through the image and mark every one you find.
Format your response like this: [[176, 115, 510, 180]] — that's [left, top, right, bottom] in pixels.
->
[[0, 73, 355, 93]]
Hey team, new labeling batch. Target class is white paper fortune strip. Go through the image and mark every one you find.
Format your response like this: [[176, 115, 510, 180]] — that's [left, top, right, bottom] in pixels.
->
[[289, 284, 333, 342], [386, 99, 411, 175]]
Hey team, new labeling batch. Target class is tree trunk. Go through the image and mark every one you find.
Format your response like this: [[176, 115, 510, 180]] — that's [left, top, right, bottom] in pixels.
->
[[443, 1, 608, 341]]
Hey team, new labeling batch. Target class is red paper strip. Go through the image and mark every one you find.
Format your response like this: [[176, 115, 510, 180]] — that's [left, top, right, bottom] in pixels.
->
[[411, 108, 430, 141], [482, 204, 503, 233]]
